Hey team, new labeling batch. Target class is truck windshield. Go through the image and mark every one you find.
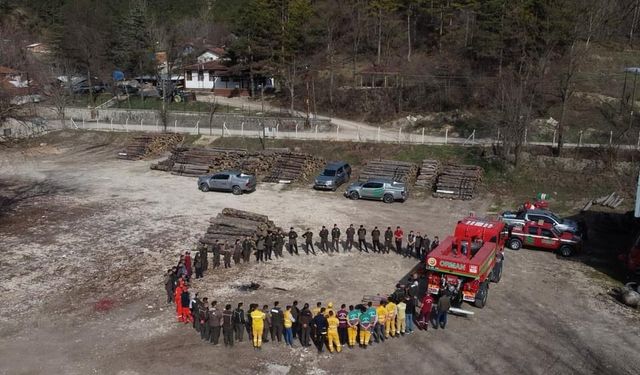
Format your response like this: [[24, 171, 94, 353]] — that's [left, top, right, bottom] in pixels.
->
[[323, 169, 337, 176]]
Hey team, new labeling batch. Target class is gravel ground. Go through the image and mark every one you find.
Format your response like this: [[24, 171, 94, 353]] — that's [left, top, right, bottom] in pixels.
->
[[0, 132, 638, 375]]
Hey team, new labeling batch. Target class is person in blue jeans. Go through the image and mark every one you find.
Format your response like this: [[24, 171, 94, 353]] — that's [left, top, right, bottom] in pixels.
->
[[404, 296, 416, 333], [284, 305, 295, 346]]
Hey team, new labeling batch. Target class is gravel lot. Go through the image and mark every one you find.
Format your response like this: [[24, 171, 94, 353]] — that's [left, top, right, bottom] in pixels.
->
[[0, 132, 638, 375]]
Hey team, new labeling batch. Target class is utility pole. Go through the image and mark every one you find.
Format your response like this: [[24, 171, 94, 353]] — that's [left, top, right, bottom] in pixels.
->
[[305, 66, 311, 128]]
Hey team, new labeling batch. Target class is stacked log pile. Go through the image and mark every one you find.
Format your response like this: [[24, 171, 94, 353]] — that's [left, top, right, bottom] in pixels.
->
[[415, 159, 441, 189], [199, 208, 280, 245], [357, 159, 418, 184], [151, 147, 319, 180], [117, 133, 183, 160], [581, 192, 625, 212], [433, 164, 483, 200], [262, 153, 324, 183], [151, 147, 256, 177]]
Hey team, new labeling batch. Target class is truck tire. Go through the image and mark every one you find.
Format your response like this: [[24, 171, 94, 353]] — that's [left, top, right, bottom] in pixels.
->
[[474, 282, 489, 308], [349, 191, 359, 200], [490, 261, 503, 283], [559, 245, 573, 257], [232, 185, 242, 195], [383, 194, 394, 204], [199, 183, 210, 192], [508, 238, 522, 250]]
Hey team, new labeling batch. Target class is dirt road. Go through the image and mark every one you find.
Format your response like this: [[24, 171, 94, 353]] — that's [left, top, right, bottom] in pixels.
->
[[0, 132, 638, 375]]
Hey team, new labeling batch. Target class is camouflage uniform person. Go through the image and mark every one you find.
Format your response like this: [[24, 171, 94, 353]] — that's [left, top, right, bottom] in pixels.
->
[[233, 239, 242, 265], [384, 227, 394, 254], [345, 224, 355, 252], [212, 241, 221, 269], [198, 242, 208, 271], [222, 242, 232, 268], [274, 230, 285, 258], [242, 236, 252, 263], [288, 227, 299, 255], [331, 224, 341, 252], [319, 226, 330, 252]]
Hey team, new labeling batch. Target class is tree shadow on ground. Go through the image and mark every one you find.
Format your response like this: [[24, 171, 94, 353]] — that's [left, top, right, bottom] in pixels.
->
[[568, 210, 640, 283], [0, 180, 75, 217]]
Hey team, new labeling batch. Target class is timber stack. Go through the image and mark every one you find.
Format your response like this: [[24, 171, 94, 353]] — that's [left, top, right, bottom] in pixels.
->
[[117, 133, 183, 160], [151, 147, 247, 176], [262, 153, 324, 183], [433, 163, 483, 200], [415, 159, 441, 189], [199, 208, 280, 245], [357, 159, 419, 185]]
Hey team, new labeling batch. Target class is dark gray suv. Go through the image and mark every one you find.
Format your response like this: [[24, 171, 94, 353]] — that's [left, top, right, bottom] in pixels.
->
[[314, 161, 351, 191]]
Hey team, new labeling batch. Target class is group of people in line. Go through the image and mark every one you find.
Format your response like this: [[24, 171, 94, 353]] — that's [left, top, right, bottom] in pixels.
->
[[165, 224, 441, 286], [165, 274, 454, 352], [162, 223, 452, 353]]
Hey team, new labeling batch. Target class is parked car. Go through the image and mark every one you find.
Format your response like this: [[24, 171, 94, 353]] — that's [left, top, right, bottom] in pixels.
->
[[500, 209, 581, 235], [344, 178, 407, 203], [508, 221, 582, 257], [197, 171, 257, 195], [313, 161, 351, 191]]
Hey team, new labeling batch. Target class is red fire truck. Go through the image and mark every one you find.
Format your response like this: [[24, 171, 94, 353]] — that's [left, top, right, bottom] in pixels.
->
[[425, 217, 507, 308]]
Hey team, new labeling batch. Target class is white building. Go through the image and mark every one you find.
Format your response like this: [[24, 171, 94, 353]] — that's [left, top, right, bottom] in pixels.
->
[[183, 61, 273, 96]]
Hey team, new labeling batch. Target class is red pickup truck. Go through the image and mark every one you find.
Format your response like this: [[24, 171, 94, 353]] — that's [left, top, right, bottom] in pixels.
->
[[508, 221, 582, 257]]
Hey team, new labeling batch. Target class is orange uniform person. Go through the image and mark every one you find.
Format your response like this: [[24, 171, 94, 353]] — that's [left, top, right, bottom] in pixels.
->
[[174, 279, 184, 322], [250, 305, 266, 349], [180, 286, 193, 323], [326, 311, 342, 353]]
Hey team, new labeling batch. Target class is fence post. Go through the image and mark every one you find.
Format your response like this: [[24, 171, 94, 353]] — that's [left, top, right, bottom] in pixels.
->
[[295, 124, 298, 137], [637, 130, 640, 149], [552, 129, 556, 146], [96, 117, 99, 130], [609, 130, 613, 145], [174, 120, 177, 133], [421, 128, 425, 144], [125, 118, 128, 132], [336, 125, 339, 139], [276, 124, 279, 138], [578, 131, 583, 147], [496, 128, 500, 144], [398, 128, 402, 143], [241, 122, 244, 137], [110, 119, 113, 132], [140, 119, 143, 131], [196, 120, 200, 135], [155, 120, 158, 132], [82, 116, 85, 129], [377, 127, 380, 142], [315, 124, 318, 138], [445, 128, 448, 144], [524, 128, 528, 145], [472, 129, 475, 144]]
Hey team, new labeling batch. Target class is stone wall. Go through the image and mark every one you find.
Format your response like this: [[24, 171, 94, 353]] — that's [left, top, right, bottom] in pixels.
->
[[56, 107, 332, 132]]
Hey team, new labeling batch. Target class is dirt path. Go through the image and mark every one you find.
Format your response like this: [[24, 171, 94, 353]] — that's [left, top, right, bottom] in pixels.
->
[[0, 134, 638, 375]]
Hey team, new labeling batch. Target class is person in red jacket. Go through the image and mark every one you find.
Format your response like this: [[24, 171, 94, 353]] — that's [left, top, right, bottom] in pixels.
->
[[417, 294, 434, 330], [394, 226, 404, 254], [181, 286, 193, 323], [184, 251, 192, 280]]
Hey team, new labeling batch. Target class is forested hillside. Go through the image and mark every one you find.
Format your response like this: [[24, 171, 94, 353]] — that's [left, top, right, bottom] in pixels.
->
[[2, 0, 640, 156]]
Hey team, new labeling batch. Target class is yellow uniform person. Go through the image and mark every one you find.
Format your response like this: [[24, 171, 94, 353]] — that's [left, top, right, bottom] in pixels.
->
[[396, 300, 406, 335], [326, 311, 342, 353], [250, 306, 266, 349], [376, 302, 387, 339], [324, 302, 335, 318], [385, 300, 397, 337]]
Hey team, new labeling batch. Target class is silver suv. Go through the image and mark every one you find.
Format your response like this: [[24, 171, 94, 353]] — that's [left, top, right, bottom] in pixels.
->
[[344, 178, 408, 203], [198, 170, 257, 195]]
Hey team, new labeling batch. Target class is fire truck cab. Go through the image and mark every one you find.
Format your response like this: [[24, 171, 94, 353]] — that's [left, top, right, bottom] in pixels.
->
[[426, 217, 507, 308]]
